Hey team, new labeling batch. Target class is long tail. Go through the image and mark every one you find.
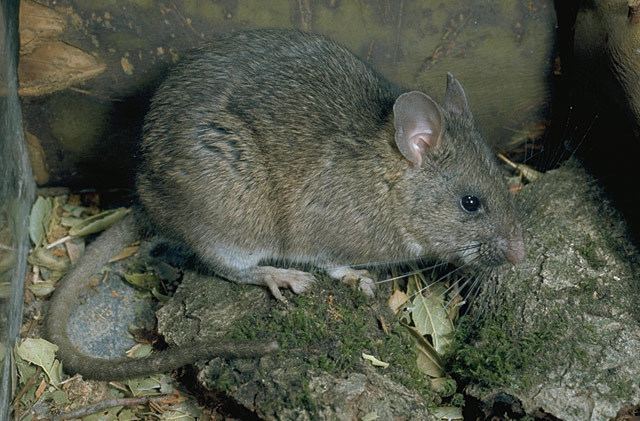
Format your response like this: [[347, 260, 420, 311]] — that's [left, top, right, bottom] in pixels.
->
[[46, 213, 277, 380]]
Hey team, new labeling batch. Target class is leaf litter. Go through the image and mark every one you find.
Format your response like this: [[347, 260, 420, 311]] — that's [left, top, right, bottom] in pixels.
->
[[386, 264, 464, 419], [13, 192, 208, 420]]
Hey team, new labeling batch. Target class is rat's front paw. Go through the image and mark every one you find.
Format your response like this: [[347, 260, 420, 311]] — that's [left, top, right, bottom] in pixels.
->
[[254, 267, 316, 301], [326, 267, 376, 297]]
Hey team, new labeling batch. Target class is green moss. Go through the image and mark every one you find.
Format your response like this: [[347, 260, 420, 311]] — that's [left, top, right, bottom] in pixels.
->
[[577, 236, 607, 270], [214, 367, 235, 392], [607, 376, 634, 400], [450, 392, 465, 408], [448, 309, 568, 392], [227, 275, 437, 401]]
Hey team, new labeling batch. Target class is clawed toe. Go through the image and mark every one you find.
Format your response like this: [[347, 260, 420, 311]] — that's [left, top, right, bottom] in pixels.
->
[[254, 267, 316, 300], [326, 267, 377, 297]]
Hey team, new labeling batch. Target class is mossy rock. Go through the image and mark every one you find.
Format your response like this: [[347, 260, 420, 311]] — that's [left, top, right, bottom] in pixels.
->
[[450, 160, 640, 420], [156, 272, 443, 419]]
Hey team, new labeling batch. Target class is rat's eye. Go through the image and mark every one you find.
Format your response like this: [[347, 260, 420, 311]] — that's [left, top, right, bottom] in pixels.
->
[[460, 195, 481, 213]]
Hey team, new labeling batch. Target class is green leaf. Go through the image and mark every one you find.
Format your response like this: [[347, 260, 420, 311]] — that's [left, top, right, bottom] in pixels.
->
[[49, 389, 69, 405], [29, 196, 53, 246], [14, 351, 37, 383], [123, 272, 161, 291], [16, 338, 59, 383], [125, 343, 153, 359], [69, 208, 130, 237], [411, 285, 454, 354], [117, 409, 137, 420], [28, 281, 56, 297], [402, 324, 443, 378], [49, 359, 63, 386], [28, 247, 69, 272], [60, 216, 84, 228], [151, 287, 171, 303], [126, 376, 163, 397]]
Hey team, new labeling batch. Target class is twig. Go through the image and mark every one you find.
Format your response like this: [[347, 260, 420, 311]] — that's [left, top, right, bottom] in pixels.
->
[[46, 235, 72, 249], [53, 394, 173, 421], [12, 367, 42, 409]]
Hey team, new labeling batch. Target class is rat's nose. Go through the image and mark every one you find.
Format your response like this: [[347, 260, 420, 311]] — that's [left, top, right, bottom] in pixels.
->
[[504, 230, 525, 264]]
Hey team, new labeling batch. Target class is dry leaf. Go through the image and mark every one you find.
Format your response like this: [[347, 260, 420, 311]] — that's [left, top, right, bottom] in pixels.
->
[[19, 0, 66, 54], [432, 406, 463, 420], [430, 377, 457, 396], [498, 153, 542, 183], [28, 281, 55, 297], [19, 41, 106, 96], [121, 56, 134, 75], [29, 196, 53, 247], [387, 289, 409, 314], [109, 245, 140, 263], [402, 324, 443, 377], [24, 131, 49, 185], [28, 247, 69, 272], [35, 378, 47, 399], [64, 237, 85, 264], [69, 207, 129, 237], [362, 353, 389, 368], [377, 316, 390, 334], [416, 350, 442, 378]]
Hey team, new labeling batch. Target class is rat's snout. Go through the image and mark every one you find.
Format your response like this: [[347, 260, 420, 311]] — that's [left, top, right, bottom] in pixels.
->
[[503, 229, 525, 264]]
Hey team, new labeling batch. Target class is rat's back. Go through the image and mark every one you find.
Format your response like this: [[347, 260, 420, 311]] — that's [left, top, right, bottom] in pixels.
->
[[144, 29, 399, 144], [137, 29, 401, 260]]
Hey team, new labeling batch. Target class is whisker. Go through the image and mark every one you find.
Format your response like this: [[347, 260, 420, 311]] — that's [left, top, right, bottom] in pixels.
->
[[406, 255, 480, 301], [461, 270, 489, 316], [374, 261, 449, 284], [443, 276, 473, 309]]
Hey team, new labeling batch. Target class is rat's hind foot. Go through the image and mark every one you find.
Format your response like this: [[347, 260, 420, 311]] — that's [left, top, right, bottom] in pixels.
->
[[236, 266, 316, 301], [326, 267, 376, 297]]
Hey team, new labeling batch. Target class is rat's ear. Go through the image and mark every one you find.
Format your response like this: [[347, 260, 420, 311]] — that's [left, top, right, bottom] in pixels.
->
[[393, 91, 443, 167], [443, 72, 472, 120]]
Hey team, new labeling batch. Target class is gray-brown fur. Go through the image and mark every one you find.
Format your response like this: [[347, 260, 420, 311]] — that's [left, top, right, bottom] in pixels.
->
[[47, 29, 523, 380]]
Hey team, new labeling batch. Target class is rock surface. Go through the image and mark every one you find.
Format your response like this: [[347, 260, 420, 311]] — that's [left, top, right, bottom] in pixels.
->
[[157, 271, 440, 420], [453, 160, 640, 420]]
